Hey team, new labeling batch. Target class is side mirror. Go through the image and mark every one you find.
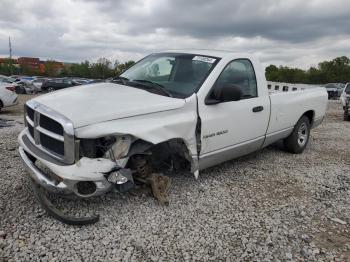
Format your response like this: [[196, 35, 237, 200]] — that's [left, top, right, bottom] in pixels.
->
[[205, 83, 242, 105]]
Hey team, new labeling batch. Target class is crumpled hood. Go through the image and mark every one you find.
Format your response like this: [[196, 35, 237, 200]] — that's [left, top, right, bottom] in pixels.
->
[[33, 83, 185, 128]]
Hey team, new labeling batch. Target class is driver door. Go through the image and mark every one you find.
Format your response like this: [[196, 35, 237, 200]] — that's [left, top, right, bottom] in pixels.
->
[[198, 59, 270, 169]]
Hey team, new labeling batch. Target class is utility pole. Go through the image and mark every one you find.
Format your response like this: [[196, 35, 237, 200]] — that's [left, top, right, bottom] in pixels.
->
[[8, 36, 13, 75], [9, 36, 12, 59]]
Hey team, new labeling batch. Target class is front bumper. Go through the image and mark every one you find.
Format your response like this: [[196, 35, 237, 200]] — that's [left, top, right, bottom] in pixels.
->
[[19, 146, 71, 194], [18, 130, 117, 197]]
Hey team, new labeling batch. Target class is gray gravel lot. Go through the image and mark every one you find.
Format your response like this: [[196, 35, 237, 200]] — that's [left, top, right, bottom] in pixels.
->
[[0, 98, 349, 261]]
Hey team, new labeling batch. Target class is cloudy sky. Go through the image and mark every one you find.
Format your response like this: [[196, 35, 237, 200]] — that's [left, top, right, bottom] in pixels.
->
[[0, 0, 350, 68]]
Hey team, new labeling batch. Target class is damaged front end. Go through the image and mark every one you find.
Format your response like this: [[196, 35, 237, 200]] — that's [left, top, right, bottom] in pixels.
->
[[18, 133, 139, 224], [19, 130, 191, 224], [19, 100, 198, 225], [19, 133, 136, 197], [78, 135, 191, 204]]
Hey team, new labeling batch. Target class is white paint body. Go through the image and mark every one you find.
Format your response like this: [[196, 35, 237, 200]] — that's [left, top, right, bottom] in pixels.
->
[[0, 82, 18, 109], [19, 50, 328, 187], [340, 83, 350, 107]]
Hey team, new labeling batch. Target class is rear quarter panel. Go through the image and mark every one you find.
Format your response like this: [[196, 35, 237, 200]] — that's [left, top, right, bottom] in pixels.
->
[[267, 87, 328, 134]]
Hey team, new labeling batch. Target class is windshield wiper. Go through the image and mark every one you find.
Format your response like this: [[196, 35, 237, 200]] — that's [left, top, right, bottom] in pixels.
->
[[131, 79, 173, 97], [111, 76, 129, 85]]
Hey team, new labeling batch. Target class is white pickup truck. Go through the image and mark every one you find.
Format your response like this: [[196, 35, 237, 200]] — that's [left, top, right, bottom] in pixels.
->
[[18, 50, 328, 222]]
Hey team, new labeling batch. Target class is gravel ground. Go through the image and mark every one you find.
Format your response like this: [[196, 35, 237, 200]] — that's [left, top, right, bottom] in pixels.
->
[[0, 97, 349, 261]]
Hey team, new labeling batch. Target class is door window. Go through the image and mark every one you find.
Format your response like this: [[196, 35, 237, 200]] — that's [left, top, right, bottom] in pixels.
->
[[63, 79, 72, 84], [216, 59, 258, 99]]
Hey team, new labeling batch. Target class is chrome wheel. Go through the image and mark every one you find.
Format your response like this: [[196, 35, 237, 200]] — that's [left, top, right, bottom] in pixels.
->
[[47, 87, 55, 92], [297, 123, 308, 147]]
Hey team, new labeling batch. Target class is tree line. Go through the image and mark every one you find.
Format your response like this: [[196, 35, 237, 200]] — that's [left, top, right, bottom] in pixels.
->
[[1, 55, 350, 83], [266, 56, 350, 84], [0, 57, 135, 79], [58, 58, 135, 79]]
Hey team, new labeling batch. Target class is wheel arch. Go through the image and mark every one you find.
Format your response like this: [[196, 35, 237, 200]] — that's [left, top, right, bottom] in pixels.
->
[[302, 110, 315, 125], [127, 137, 198, 175]]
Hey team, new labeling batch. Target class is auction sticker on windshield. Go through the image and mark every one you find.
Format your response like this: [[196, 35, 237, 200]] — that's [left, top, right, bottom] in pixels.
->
[[192, 56, 216, 63]]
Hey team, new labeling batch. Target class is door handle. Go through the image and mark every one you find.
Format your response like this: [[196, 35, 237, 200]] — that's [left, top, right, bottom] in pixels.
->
[[252, 106, 264, 112]]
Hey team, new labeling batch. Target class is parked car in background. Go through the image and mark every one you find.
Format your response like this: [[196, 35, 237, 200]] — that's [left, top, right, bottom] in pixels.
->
[[0, 82, 18, 112], [19, 76, 36, 82], [31, 78, 48, 92], [88, 79, 105, 84], [17, 79, 44, 94], [338, 83, 345, 95], [70, 78, 91, 85], [15, 80, 31, 94], [0, 75, 29, 94], [0, 75, 15, 84], [340, 83, 350, 109], [41, 78, 80, 92], [325, 83, 344, 99], [9, 75, 21, 79], [344, 96, 350, 121]]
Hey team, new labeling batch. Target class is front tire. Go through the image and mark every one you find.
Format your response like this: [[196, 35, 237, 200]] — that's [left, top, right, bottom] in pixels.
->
[[284, 116, 311, 154]]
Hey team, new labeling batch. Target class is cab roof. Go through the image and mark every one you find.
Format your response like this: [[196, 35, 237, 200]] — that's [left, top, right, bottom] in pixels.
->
[[163, 49, 255, 60]]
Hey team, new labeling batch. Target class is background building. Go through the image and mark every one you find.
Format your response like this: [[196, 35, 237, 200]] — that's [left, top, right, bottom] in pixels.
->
[[17, 57, 40, 72]]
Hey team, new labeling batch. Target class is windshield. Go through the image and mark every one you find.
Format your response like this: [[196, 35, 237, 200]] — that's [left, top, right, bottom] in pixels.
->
[[325, 84, 337, 89], [120, 53, 219, 98]]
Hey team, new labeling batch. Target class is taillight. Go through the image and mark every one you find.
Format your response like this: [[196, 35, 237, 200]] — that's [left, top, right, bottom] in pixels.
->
[[5, 86, 16, 92]]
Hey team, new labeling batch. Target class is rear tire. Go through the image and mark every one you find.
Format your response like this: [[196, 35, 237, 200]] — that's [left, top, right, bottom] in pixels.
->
[[344, 111, 350, 121], [0, 100, 3, 112], [284, 115, 311, 154], [47, 87, 55, 92]]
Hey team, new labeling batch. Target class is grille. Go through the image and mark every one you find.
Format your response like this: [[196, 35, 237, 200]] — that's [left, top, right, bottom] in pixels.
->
[[40, 114, 64, 136], [24, 102, 75, 164], [28, 125, 34, 138], [27, 106, 35, 121], [40, 133, 64, 155]]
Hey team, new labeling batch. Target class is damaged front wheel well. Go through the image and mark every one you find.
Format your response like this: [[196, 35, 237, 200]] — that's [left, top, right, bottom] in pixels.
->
[[127, 138, 193, 174]]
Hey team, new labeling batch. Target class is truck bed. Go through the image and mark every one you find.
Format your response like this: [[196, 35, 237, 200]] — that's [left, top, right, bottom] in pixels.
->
[[267, 86, 328, 135], [267, 81, 322, 93]]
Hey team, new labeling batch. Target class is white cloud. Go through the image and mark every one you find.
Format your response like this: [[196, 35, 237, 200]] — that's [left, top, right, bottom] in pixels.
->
[[0, 0, 349, 68]]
